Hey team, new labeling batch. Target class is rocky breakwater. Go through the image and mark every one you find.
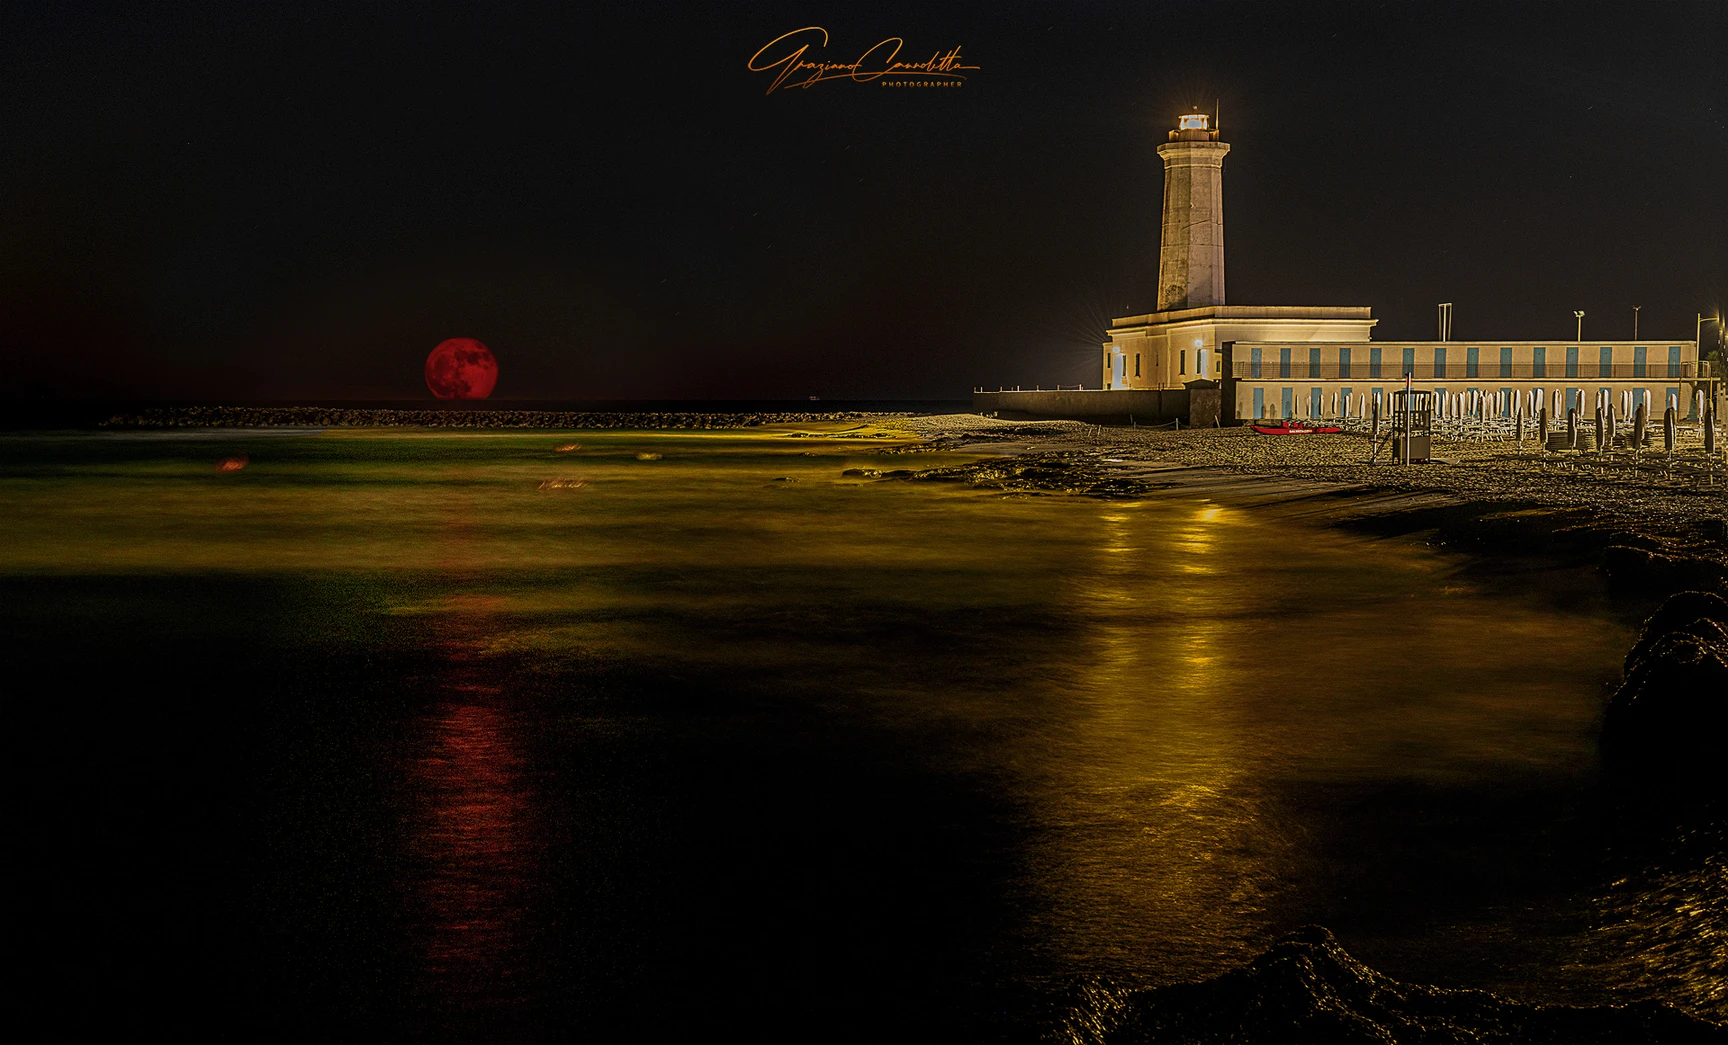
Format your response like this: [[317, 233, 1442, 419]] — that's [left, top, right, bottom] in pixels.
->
[[1601, 589, 1728, 801], [101, 406, 888, 429], [1064, 926, 1723, 1045]]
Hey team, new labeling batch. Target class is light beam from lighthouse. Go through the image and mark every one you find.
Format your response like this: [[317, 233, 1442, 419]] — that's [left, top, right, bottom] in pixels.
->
[[1157, 111, 1230, 311]]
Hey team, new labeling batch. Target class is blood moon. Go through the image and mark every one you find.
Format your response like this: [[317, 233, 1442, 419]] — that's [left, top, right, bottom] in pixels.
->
[[424, 337, 498, 399]]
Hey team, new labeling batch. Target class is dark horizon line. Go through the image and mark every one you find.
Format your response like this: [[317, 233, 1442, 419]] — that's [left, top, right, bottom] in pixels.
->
[[0, 397, 978, 429]]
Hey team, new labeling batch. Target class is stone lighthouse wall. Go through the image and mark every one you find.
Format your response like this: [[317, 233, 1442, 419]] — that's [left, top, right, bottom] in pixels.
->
[[1156, 139, 1231, 311]]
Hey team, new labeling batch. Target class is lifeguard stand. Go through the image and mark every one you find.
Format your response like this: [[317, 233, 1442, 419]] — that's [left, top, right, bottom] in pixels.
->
[[1392, 389, 1433, 464]]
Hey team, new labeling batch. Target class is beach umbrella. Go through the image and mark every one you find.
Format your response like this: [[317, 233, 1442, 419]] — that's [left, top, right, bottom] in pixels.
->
[[1664, 406, 1675, 454]]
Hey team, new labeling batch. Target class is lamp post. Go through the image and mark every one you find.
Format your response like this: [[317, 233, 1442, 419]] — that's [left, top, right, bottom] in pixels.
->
[[1699, 313, 1723, 353], [1701, 314, 1724, 410], [1633, 305, 1640, 340], [1574, 310, 1585, 342]]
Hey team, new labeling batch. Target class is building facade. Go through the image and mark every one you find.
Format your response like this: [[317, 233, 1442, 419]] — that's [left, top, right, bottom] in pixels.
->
[[1101, 112, 1375, 391], [1104, 306, 1376, 390], [1048, 112, 1724, 422], [1222, 341, 1710, 421]]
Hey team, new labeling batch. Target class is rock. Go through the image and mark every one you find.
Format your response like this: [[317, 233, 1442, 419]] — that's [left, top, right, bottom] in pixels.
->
[[1066, 926, 1722, 1045], [841, 468, 882, 478], [1601, 590, 1728, 796], [1603, 545, 1728, 596]]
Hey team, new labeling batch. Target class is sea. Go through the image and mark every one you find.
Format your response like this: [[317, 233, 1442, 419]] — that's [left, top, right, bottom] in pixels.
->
[[3, 423, 1721, 1041]]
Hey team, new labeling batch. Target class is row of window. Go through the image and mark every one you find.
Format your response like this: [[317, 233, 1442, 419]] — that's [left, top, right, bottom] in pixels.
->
[[1249, 385, 1695, 419], [1246, 345, 1687, 380]]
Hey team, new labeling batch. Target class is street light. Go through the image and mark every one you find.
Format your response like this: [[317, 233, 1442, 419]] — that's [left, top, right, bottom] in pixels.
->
[[1633, 305, 1641, 340], [1574, 310, 1585, 342], [1699, 312, 1723, 350]]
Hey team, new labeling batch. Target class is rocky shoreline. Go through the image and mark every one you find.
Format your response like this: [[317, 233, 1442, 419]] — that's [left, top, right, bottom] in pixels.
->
[[864, 415, 1728, 600], [1064, 926, 1726, 1044]]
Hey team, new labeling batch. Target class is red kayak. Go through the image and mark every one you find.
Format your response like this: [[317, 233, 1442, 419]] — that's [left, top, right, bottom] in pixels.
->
[[1251, 422, 1343, 435]]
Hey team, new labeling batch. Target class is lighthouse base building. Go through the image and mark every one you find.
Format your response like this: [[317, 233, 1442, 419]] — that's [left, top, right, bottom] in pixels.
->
[[974, 112, 1716, 423]]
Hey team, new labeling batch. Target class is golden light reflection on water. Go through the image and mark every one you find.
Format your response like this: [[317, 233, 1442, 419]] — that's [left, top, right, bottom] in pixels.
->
[[1023, 498, 1289, 973], [6, 428, 1686, 1014]]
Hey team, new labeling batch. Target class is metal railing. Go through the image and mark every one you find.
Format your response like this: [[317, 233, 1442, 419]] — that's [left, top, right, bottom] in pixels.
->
[[1229, 362, 1713, 381]]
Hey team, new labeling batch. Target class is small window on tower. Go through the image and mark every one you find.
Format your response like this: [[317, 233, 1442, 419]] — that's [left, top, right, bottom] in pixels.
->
[[1180, 351, 1187, 375], [1135, 354, 1141, 377]]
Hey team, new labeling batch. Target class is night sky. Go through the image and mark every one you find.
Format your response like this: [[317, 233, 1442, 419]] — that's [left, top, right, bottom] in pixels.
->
[[4, 1, 1723, 401]]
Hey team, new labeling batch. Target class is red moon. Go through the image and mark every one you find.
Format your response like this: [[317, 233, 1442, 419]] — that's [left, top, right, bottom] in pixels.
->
[[424, 338, 498, 399]]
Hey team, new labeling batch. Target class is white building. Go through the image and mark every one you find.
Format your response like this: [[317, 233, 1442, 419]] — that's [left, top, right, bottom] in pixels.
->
[[1099, 112, 1714, 419]]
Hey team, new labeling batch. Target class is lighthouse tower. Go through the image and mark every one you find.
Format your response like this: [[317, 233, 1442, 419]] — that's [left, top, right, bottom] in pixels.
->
[[1156, 111, 1230, 311], [1092, 110, 1373, 399]]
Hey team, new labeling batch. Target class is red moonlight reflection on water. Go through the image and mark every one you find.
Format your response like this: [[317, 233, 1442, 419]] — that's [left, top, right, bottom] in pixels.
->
[[425, 338, 498, 399]]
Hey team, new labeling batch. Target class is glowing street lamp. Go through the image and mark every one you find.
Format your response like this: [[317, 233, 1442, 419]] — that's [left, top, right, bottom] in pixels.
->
[[1633, 305, 1641, 340], [1699, 312, 1723, 351], [1574, 310, 1585, 342]]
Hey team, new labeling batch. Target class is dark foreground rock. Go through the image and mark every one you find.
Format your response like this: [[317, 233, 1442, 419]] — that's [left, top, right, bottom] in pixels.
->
[[1065, 926, 1724, 1045], [1601, 590, 1728, 798]]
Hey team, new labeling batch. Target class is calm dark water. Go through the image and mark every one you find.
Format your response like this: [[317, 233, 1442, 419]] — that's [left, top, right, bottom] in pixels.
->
[[3, 428, 1721, 1040]]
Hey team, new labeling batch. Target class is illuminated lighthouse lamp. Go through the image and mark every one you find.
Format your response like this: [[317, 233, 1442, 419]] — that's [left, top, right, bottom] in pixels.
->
[[1178, 112, 1211, 131]]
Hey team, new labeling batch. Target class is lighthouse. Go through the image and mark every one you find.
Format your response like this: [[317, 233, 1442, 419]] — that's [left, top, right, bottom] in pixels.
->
[[1091, 110, 1374, 397], [1156, 111, 1230, 311]]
